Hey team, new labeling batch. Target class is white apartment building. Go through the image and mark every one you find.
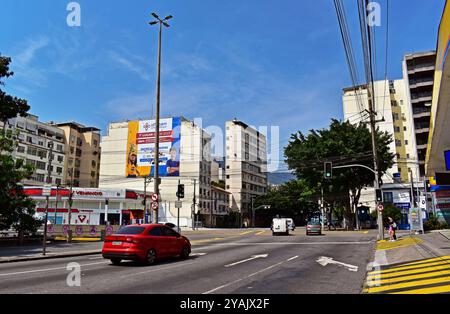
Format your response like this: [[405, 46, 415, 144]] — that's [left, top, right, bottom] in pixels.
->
[[99, 117, 212, 228], [3, 114, 66, 186], [225, 119, 268, 223], [343, 80, 420, 211]]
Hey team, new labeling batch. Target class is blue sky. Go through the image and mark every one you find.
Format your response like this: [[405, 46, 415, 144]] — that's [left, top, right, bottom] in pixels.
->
[[0, 0, 445, 170]]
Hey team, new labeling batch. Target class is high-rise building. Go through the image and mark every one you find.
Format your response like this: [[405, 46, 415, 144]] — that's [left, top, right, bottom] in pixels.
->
[[2, 114, 66, 186], [402, 51, 437, 178], [99, 117, 211, 228], [53, 122, 101, 188], [343, 79, 419, 184], [225, 119, 268, 225]]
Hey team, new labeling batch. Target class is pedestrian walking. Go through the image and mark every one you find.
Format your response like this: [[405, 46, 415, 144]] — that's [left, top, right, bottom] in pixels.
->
[[388, 217, 396, 242]]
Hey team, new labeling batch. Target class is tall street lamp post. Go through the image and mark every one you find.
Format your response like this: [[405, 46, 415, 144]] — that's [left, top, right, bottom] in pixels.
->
[[149, 13, 172, 224]]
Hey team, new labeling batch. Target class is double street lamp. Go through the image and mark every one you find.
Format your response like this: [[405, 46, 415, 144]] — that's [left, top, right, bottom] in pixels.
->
[[148, 13, 172, 223]]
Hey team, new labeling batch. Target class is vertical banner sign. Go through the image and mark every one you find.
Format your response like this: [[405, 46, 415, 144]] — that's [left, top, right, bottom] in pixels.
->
[[126, 118, 181, 178], [409, 207, 423, 232]]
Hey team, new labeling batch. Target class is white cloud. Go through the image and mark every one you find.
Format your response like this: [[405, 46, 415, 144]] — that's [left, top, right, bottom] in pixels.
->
[[109, 51, 151, 81]]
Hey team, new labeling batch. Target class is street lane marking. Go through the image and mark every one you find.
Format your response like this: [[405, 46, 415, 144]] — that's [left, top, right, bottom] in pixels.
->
[[368, 259, 450, 276], [367, 264, 450, 280], [391, 284, 450, 294], [190, 237, 225, 245], [368, 269, 450, 286], [0, 261, 109, 277], [256, 231, 266, 235], [88, 256, 104, 260], [367, 276, 450, 293], [239, 231, 254, 236], [224, 254, 269, 267], [190, 253, 207, 256], [198, 241, 372, 246], [316, 256, 358, 272], [365, 255, 450, 294], [287, 255, 299, 261], [203, 255, 299, 294], [126, 261, 196, 277]]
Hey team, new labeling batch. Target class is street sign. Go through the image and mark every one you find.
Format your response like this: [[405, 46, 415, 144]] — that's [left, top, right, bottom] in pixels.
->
[[42, 185, 51, 196], [175, 201, 183, 208], [377, 204, 384, 212], [151, 193, 159, 202], [151, 202, 159, 210]]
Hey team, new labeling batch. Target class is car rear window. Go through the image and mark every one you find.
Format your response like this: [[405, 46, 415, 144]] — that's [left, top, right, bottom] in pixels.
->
[[115, 226, 145, 235]]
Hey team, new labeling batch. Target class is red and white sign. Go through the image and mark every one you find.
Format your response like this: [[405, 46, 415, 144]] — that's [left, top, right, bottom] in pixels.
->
[[377, 204, 384, 212], [151, 202, 159, 210], [151, 193, 159, 202]]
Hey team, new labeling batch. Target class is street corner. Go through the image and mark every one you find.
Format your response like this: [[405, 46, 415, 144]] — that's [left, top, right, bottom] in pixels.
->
[[376, 236, 423, 251], [364, 255, 450, 294]]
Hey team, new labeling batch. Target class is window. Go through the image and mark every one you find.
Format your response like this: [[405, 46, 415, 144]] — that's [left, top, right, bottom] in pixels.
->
[[57, 144, 63, 151], [36, 174, 45, 182], [58, 155, 64, 163], [403, 126, 407, 131], [383, 192, 394, 204], [36, 161, 46, 170], [17, 146, 25, 153], [55, 178, 62, 185], [162, 227, 178, 237], [91, 171, 96, 178], [393, 113, 399, 120], [395, 140, 402, 147], [394, 126, 401, 133], [93, 139, 98, 147], [405, 140, 409, 145], [27, 147, 37, 156], [92, 160, 96, 168], [116, 226, 145, 235], [149, 227, 163, 236], [56, 167, 63, 174]]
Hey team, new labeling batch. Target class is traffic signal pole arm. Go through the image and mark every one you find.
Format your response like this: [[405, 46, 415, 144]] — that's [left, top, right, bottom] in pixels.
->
[[332, 164, 377, 175]]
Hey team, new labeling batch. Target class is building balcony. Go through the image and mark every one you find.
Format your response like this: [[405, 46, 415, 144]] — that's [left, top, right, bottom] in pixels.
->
[[409, 80, 434, 89], [408, 64, 435, 75], [413, 111, 431, 119], [411, 95, 433, 104], [417, 143, 428, 150], [415, 127, 430, 134]]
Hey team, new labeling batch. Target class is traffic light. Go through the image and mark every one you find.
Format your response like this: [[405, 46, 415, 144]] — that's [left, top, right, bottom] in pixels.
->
[[176, 184, 185, 199], [375, 189, 383, 203], [425, 179, 431, 193], [324, 162, 332, 179]]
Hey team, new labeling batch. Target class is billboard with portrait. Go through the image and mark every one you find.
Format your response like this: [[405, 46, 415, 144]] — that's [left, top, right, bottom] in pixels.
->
[[126, 117, 181, 178]]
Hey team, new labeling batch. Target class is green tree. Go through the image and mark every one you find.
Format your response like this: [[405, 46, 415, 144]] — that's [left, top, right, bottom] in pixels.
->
[[284, 119, 394, 227], [0, 55, 30, 130], [0, 55, 40, 241]]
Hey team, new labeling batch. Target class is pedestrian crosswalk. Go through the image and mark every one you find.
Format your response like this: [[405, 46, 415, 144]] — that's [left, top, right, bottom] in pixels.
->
[[364, 255, 450, 294]]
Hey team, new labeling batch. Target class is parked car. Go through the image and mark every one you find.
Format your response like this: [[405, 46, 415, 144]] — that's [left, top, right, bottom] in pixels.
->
[[102, 224, 191, 265], [271, 218, 289, 236], [286, 218, 295, 231], [306, 219, 322, 235]]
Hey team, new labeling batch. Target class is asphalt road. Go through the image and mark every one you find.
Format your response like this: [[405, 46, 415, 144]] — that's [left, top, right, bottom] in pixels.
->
[[0, 228, 376, 294]]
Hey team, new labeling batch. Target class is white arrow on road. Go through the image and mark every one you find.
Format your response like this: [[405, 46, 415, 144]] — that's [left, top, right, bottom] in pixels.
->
[[316, 256, 358, 272], [225, 254, 269, 267], [190, 253, 207, 256]]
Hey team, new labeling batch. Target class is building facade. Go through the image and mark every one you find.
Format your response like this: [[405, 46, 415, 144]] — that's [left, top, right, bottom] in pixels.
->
[[402, 51, 437, 178], [3, 114, 66, 186], [99, 117, 212, 228], [54, 122, 101, 188], [343, 79, 419, 184], [225, 119, 268, 224]]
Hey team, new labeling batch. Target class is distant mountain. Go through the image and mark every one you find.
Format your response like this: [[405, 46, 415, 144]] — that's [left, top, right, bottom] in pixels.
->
[[267, 172, 296, 186]]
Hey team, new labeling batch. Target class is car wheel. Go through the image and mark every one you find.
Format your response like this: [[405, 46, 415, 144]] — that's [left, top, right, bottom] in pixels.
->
[[110, 258, 121, 265], [180, 245, 190, 259], [145, 249, 157, 265]]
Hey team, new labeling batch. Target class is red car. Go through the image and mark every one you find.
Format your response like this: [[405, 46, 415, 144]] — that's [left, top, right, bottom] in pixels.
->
[[102, 224, 191, 265]]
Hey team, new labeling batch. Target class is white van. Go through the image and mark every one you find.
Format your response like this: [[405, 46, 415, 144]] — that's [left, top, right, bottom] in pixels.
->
[[271, 218, 289, 236]]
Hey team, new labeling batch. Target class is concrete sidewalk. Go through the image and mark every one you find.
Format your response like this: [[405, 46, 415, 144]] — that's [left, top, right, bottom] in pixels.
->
[[0, 241, 102, 264]]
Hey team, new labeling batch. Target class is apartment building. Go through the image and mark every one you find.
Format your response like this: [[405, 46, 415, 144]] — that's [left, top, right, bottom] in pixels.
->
[[402, 51, 437, 178], [2, 114, 66, 186], [343, 79, 418, 183], [99, 117, 211, 228], [54, 122, 101, 188], [225, 119, 268, 224]]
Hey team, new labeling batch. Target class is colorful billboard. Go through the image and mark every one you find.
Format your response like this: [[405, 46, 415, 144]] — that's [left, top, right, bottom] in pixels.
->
[[126, 117, 181, 178]]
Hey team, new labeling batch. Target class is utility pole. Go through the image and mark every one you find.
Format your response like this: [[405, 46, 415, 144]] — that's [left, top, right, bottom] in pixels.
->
[[42, 141, 54, 256], [192, 178, 197, 230], [251, 196, 255, 228], [67, 168, 74, 243], [54, 184, 60, 226], [409, 169, 416, 208], [143, 176, 148, 223], [149, 13, 172, 224]]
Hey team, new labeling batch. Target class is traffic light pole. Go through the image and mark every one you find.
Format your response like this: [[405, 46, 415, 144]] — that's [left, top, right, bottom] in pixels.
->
[[177, 179, 180, 232]]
